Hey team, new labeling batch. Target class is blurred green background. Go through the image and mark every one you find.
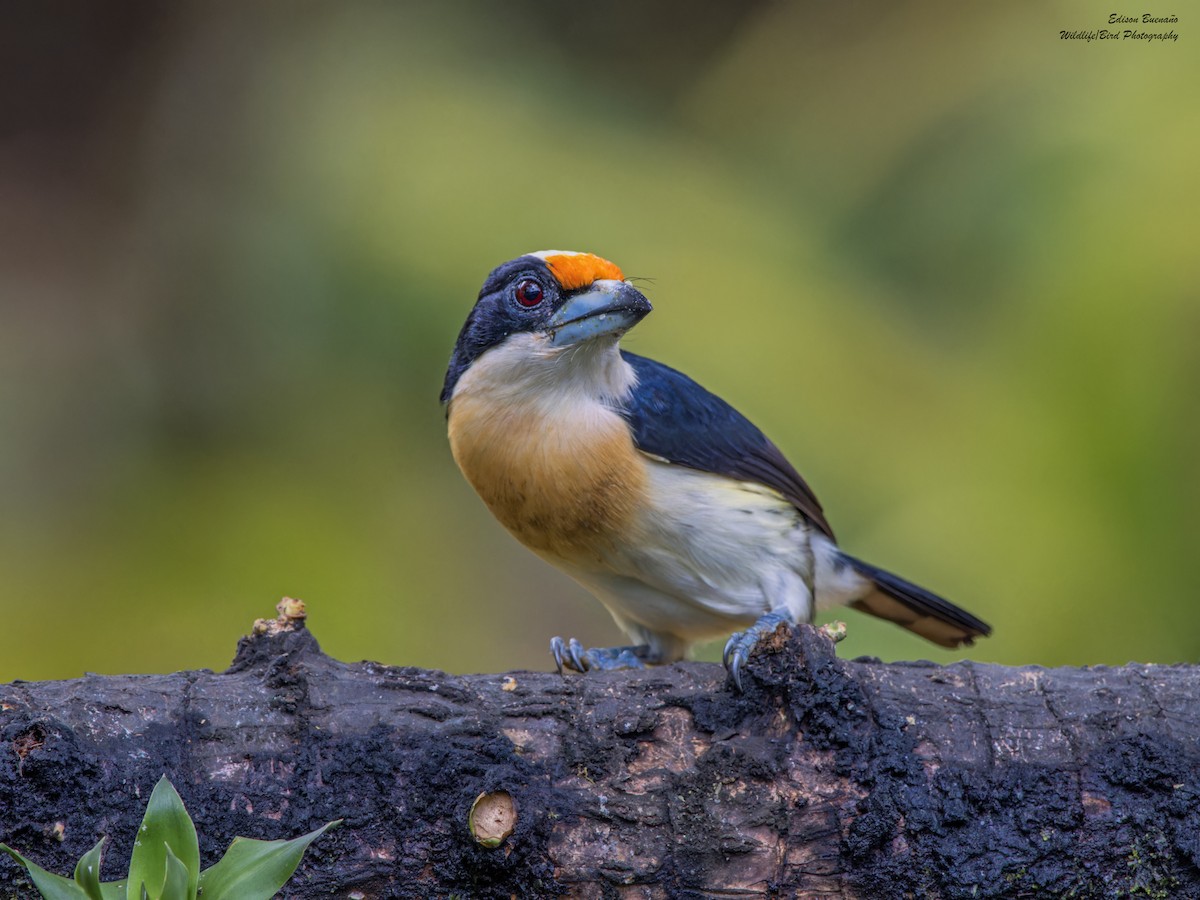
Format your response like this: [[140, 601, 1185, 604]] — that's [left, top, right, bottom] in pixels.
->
[[2, 1, 1196, 682]]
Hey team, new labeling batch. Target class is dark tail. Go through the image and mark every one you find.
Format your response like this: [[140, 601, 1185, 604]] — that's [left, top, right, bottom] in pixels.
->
[[841, 553, 991, 649]]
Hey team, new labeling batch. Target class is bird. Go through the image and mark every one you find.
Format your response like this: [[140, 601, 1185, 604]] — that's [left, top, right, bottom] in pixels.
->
[[440, 250, 991, 689]]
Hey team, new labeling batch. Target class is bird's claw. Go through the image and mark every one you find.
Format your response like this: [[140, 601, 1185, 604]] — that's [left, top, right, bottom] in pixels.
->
[[723, 612, 794, 692], [550, 637, 651, 674], [550, 636, 587, 673]]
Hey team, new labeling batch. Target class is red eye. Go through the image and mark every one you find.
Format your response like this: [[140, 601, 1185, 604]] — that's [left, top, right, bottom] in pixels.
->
[[515, 280, 544, 307]]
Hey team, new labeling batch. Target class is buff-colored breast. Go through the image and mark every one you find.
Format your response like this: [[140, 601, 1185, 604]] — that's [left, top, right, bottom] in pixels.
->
[[447, 393, 647, 565]]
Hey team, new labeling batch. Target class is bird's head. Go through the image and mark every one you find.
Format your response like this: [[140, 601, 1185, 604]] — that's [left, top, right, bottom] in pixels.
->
[[441, 250, 652, 404]]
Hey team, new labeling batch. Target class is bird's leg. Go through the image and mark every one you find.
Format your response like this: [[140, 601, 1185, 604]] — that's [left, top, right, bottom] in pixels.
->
[[550, 637, 660, 673], [722, 610, 796, 692]]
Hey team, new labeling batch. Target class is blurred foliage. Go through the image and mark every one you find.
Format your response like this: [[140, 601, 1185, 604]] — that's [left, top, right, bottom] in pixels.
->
[[1, 1, 1196, 682]]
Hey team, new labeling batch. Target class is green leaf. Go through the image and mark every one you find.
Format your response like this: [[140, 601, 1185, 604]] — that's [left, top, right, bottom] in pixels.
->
[[72, 838, 106, 900], [99, 881, 128, 900], [197, 820, 340, 900], [1, 843, 89, 899], [126, 777, 200, 900], [160, 845, 191, 900]]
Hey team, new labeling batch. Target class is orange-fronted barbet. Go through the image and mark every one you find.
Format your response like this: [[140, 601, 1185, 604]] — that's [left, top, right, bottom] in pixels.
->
[[441, 250, 991, 689]]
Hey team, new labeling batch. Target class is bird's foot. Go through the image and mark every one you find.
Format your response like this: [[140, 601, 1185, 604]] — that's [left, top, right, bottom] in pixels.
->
[[550, 637, 654, 674], [723, 612, 794, 692]]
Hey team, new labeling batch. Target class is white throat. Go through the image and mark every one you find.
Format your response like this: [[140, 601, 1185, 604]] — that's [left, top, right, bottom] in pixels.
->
[[449, 332, 637, 416]]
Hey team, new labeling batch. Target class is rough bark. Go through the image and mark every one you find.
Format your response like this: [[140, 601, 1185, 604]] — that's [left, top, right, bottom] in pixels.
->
[[1, 615, 1198, 899]]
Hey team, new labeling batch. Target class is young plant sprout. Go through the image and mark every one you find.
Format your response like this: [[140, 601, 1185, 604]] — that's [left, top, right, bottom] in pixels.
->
[[1, 776, 339, 900]]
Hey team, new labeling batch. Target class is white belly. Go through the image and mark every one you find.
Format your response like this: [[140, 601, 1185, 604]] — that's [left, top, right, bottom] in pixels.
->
[[552, 458, 819, 648]]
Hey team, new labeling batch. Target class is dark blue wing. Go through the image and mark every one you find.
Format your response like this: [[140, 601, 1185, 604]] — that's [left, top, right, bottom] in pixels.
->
[[619, 352, 834, 539]]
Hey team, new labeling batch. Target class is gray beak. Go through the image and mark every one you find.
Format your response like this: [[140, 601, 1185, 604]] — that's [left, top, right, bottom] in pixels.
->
[[546, 280, 652, 347]]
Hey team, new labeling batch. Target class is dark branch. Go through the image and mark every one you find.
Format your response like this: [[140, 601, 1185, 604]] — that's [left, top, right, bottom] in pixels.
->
[[2, 613, 1198, 898]]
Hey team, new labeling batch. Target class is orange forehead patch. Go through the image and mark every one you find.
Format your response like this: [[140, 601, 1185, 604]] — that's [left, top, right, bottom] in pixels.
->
[[541, 252, 625, 291]]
